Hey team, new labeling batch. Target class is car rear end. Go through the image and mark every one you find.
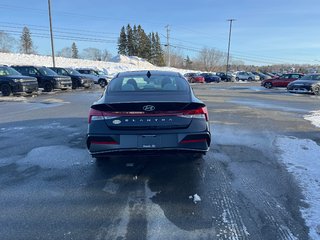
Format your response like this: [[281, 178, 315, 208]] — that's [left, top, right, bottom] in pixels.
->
[[86, 71, 211, 158], [193, 75, 205, 83]]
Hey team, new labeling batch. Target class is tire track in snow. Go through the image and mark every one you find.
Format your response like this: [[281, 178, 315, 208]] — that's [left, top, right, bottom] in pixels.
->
[[205, 150, 250, 240]]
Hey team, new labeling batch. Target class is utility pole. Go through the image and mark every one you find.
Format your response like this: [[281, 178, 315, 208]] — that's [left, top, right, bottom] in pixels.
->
[[226, 19, 235, 75], [165, 25, 170, 67], [48, 0, 55, 67]]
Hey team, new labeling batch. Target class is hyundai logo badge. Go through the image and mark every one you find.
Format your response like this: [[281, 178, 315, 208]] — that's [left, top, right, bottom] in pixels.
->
[[143, 105, 155, 111]]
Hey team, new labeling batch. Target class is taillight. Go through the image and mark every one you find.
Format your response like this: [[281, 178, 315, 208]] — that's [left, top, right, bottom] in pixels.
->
[[89, 109, 102, 123], [89, 108, 122, 123], [180, 107, 209, 121]]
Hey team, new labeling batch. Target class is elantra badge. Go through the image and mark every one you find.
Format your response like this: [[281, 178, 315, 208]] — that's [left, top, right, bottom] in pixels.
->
[[143, 105, 155, 111], [112, 119, 121, 125]]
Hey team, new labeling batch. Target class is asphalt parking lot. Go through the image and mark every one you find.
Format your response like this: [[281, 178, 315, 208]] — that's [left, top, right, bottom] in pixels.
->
[[0, 82, 319, 240]]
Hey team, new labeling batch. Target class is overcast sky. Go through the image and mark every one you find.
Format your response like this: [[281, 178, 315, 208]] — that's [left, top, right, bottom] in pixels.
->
[[0, 0, 319, 65]]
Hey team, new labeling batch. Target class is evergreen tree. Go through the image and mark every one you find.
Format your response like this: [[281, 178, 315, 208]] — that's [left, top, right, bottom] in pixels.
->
[[132, 25, 138, 56], [126, 24, 134, 56], [71, 42, 78, 58], [149, 32, 156, 64], [154, 33, 165, 66], [136, 25, 143, 56], [20, 26, 34, 54], [138, 28, 151, 60], [185, 55, 193, 69], [117, 26, 127, 55]]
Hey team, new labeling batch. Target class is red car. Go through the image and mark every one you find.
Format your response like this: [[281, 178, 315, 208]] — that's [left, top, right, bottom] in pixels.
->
[[261, 73, 304, 88], [184, 73, 205, 83]]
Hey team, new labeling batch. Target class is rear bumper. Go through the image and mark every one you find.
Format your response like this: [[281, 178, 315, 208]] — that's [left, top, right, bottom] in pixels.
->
[[87, 132, 211, 156]]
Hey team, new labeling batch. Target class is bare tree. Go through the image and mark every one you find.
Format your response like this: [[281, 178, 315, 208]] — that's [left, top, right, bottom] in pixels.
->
[[0, 31, 16, 53], [100, 49, 112, 61], [164, 48, 185, 68], [82, 48, 102, 61], [57, 47, 72, 58], [196, 47, 226, 72]]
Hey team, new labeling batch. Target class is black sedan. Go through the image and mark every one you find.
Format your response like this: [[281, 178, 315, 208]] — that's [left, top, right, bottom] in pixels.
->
[[50, 67, 94, 89], [0, 66, 38, 96], [287, 74, 320, 95], [200, 73, 221, 83], [86, 70, 211, 160]]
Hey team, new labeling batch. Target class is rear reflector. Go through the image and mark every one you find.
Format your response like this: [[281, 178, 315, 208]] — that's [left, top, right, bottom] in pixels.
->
[[91, 140, 119, 145], [180, 138, 207, 144]]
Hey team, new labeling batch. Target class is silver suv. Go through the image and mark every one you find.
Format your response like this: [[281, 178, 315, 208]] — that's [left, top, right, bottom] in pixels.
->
[[236, 71, 260, 81], [75, 68, 111, 88]]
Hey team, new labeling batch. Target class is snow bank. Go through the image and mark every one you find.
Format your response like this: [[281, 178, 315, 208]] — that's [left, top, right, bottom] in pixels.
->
[[0, 52, 189, 76], [304, 110, 320, 128], [275, 136, 320, 239]]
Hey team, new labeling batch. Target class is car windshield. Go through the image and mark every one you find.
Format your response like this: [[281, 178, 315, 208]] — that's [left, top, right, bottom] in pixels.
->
[[65, 68, 81, 75], [300, 74, 320, 80], [0, 67, 21, 76], [37, 67, 57, 76], [108, 74, 189, 92]]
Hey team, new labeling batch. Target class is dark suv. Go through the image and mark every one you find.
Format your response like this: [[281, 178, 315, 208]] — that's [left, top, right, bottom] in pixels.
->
[[0, 65, 38, 96], [50, 67, 94, 89], [216, 72, 234, 82], [11, 66, 72, 92]]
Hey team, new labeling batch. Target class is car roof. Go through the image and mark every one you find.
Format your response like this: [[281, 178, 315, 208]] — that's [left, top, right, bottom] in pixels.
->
[[11, 65, 47, 68], [116, 70, 181, 78]]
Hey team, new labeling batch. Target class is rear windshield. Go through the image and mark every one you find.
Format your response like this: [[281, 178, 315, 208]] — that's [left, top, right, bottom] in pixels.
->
[[108, 74, 189, 92]]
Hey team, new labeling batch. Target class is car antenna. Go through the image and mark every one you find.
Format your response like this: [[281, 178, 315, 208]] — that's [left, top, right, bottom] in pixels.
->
[[146, 71, 151, 78]]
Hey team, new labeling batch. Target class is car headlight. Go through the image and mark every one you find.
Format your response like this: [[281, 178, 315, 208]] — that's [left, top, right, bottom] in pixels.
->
[[12, 79, 25, 83]]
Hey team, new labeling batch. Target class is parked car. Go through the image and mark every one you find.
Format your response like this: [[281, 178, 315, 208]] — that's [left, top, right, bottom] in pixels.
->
[[76, 68, 110, 88], [251, 71, 271, 80], [184, 73, 205, 83], [50, 67, 94, 89], [216, 72, 234, 82], [0, 65, 38, 96], [200, 73, 221, 83], [86, 70, 211, 160], [11, 66, 72, 92], [261, 73, 304, 88], [235, 71, 260, 81], [287, 74, 320, 95]]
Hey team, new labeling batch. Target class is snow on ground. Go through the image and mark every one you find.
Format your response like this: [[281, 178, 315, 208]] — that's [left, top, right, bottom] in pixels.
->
[[275, 136, 320, 240], [0, 52, 189, 76], [304, 110, 320, 128]]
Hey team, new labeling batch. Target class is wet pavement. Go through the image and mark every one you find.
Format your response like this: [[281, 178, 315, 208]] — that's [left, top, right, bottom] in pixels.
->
[[0, 83, 319, 240]]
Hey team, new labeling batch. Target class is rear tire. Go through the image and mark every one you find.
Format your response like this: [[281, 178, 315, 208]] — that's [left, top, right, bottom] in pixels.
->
[[1, 84, 12, 96], [312, 85, 320, 95], [98, 79, 107, 88], [43, 82, 53, 92], [264, 82, 273, 89]]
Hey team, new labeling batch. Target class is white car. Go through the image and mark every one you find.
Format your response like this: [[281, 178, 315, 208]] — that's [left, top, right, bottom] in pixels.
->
[[236, 71, 260, 81]]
